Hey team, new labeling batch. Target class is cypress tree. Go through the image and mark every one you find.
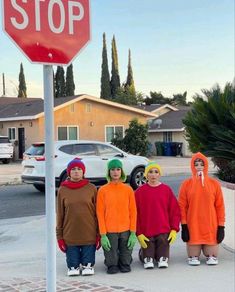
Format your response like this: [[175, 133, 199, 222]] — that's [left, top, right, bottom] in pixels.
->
[[65, 63, 75, 96], [53, 70, 56, 97], [125, 49, 135, 93], [110, 35, 120, 98], [18, 63, 27, 98], [100, 33, 111, 99], [55, 66, 66, 97]]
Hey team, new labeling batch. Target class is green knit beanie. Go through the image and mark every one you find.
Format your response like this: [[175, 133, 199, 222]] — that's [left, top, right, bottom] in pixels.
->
[[106, 159, 126, 182]]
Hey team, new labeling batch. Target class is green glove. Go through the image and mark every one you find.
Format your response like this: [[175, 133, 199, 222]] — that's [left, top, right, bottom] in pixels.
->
[[101, 234, 111, 251], [127, 231, 137, 249], [168, 230, 177, 244], [137, 234, 149, 249]]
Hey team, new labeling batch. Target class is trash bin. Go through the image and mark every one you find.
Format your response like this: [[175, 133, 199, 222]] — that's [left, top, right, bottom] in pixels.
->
[[170, 142, 178, 156], [163, 142, 172, 156], [176, 142, 183, 156], [155, 142, 163, 156]]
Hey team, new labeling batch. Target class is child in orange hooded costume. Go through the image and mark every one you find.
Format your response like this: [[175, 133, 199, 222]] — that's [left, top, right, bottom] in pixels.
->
[[178, 152, 225, 266]]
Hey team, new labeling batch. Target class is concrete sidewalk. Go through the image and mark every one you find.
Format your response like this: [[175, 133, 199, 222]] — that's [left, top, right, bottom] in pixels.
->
[[0, 156, 218, 186], [0, 216, 234, 292], [1, 157, 233, 292]]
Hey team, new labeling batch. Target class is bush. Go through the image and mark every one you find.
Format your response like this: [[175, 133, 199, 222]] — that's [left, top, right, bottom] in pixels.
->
[[213, 158, 235, 183], [112, 118, 148, 156]]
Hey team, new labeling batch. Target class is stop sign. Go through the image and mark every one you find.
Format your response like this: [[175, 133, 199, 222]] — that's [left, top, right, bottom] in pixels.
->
[[3, 0, 90, 65]]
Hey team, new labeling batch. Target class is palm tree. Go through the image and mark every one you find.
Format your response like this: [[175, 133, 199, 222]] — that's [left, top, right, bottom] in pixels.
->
[[183, 82, 235, 182]]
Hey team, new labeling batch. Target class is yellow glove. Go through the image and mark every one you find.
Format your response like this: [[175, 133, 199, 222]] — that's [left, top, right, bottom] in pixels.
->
[[168, 230, 177, 244], [137, 234, 149, 249]]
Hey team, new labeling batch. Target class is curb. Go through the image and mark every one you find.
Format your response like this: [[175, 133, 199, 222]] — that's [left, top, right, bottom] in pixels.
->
[[0, 179, 22, 186], [222, 243, 235, 254]]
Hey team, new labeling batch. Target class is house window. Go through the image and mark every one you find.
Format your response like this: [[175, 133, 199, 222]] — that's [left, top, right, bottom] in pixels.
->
[[58, 126, 78, 140], [105, 126, 124, 143], [163, 132, 172, 142], [8, 127, 16, 140], [86, 103, 92, 113]]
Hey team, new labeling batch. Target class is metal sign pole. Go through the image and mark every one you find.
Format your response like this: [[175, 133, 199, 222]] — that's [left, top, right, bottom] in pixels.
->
[[43, 65, 56, 292]]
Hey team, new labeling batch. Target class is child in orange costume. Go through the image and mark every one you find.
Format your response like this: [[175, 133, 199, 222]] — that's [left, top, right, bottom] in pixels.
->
[[178, 152, 225, 266]]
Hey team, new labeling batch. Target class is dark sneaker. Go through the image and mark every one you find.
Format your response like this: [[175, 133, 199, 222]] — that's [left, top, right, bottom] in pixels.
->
[[119, 265, 131, 273], [107, 265, 119, 274]]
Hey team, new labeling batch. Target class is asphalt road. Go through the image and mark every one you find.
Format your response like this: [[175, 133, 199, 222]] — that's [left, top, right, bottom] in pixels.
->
[[0, 175, 190, 220]]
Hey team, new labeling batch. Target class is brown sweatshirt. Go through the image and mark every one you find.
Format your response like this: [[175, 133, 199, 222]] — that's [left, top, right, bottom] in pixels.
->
[[56, 183, 98, 246]]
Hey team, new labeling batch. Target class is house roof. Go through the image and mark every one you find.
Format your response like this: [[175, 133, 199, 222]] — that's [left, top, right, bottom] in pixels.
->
[[148, 108, 191, 132], [134, 103, 178, 113], [0, 95, 157, 121]]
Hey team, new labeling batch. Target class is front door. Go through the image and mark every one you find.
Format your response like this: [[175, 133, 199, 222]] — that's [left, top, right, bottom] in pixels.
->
[[18, 128, 25, 159]]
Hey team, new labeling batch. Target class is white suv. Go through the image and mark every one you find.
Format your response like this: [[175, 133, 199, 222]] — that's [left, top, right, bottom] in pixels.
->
[[22, 140, 148, 192]]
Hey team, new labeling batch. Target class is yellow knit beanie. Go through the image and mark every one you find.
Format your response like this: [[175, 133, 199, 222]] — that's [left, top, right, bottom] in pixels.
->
[[144, 162, 162, 177]]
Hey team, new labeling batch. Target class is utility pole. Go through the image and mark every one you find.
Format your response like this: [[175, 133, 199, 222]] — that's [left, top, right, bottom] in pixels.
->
[[2, 73, 6, 96]]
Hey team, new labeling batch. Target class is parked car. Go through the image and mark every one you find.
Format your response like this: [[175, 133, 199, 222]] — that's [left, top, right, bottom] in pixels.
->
[[22, 140, 149, 192], [0, 136, 14, 164]]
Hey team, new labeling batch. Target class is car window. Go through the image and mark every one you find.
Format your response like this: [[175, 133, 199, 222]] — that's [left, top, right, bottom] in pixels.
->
[[97, 144, 122, 156], [59, 144, 73, 154], [25, 144, 45, 155], [0, 137, 10, 143], [72, 144, 97, 156]]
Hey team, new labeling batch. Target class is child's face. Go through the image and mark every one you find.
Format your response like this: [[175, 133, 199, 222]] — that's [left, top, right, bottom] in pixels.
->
[[147, 168, 160, 184], [110, 168, 122, 181], [70, 167, 83, 181], [194, 160, 204, 172]]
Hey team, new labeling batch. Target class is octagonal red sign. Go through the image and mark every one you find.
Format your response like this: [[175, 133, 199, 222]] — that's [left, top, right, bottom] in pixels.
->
[[3, 0, 90, 65]]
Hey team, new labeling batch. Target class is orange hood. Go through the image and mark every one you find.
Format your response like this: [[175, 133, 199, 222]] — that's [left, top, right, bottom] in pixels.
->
[[190, 152, 208, 177]]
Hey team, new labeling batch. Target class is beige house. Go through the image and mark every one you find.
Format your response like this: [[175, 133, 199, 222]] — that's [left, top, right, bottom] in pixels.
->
[[135, 104, 192, 156], [0, 95, 156, 159]]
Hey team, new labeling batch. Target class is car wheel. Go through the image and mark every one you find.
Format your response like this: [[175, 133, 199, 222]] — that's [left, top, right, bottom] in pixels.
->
[[2, 159, 10, 164], [130, 167, 146, 190], [33, 183, 45, 193]]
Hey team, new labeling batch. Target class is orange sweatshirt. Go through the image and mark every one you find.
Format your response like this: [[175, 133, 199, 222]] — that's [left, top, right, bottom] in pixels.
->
[[178, 152, 225, 245], [96, 182, 137, 235]]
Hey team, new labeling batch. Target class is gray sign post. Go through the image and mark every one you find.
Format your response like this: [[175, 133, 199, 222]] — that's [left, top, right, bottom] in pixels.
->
[[43, 65, 56, 292]]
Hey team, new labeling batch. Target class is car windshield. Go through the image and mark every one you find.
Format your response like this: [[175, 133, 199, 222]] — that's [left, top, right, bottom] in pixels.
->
[[0, 137, 10, 143], [25, 144, 45, 156]]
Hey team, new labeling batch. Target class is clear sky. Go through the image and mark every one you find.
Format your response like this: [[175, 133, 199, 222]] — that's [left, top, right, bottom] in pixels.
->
[[0, 0, 234, 101]]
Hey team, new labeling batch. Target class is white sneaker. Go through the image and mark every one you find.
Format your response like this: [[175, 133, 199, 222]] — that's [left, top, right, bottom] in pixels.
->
[[158, 257, 168, 268], [206, 256, 218, 265], [67, 267, 80, 276], [188, 256, 200, 266], [143, 257, 154, 269], [81, 263, 95, 276]]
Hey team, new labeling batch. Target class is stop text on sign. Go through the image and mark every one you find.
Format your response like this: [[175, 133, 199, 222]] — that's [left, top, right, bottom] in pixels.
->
[[10, 0, 84, 34], [3, 0, 90, 65]]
